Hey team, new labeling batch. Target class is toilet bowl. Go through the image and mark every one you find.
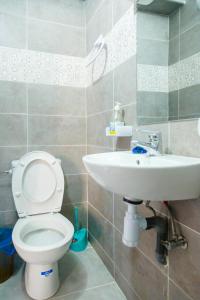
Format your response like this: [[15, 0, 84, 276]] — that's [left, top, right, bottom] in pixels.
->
[[11, 151, 74, 300]]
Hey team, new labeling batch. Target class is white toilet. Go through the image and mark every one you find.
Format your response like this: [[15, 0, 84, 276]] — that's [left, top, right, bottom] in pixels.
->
[[11, 151, 74, 300]]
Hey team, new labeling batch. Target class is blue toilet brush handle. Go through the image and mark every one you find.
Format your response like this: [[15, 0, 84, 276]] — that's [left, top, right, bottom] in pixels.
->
[[74, 207, 79, 232]]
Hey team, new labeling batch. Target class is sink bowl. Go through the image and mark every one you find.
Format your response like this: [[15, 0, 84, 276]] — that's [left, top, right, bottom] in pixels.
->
[[83, 152, 200, 201]]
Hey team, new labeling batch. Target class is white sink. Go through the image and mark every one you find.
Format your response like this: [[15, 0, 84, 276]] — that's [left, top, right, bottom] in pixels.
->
[[83, 151, 200, 201]]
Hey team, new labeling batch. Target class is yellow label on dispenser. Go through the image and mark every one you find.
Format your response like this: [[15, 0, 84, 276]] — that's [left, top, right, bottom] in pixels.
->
[[109, 130, 117, 136]]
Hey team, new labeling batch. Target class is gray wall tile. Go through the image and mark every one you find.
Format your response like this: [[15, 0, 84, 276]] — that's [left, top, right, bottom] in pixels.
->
[[0, 210, 18, 226], [28, 145, 86, 175], [114, 194, 127, 234], [0, 147, 26, 221], [0, 115, 27, 146], [170, 199, 200, 234], [137, 92, 169, 119], [0, 0, 26, 17], [0, 176, 15, 212], [0, 147, 26, 170], [28, 18, 85, 56], [113, 0, 133, 25], [61, 202, 87, 230], [86, 0, 112, 52], [179, 85, 200, 119], [28, 0, 85, 27], [138, 38, 168, 66], [88, 203, 114, 259], [29, 115, 86, 145], [0, 81, 27, 114], [114, 56, 137, 106], [169, 281, 192, 300], [169, 9, 179, 39], [63, 174, 87, 206], [85, 0, 102, 24], [0, 13, 26, 48], [180, 0, 200, 34], [169, 223, 200, 300], [169, 37, 179, 65], [169, 91, 179, 120], [180, 23, 200, 60], [137, 11, 169, 41], [169, 119, 200, 157], [114, 229, 168, 300], [87, 72, 113, 116], [28, 84, 86, 116], [88, 176, 113, 223], [87, 111, 113, 148]]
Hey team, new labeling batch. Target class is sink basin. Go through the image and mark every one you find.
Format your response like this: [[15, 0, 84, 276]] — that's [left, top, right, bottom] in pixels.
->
[[83, 152, 200, 201]]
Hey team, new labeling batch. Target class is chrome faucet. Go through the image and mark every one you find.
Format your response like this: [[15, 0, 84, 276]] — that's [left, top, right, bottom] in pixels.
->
[[131, 129, 161, 155]]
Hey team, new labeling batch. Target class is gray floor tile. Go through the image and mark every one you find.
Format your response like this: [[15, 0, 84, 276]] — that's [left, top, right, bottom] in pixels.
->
[[0, 247, 123, 300], [56, 247, 114, 297], [53, 283, 126, 300]]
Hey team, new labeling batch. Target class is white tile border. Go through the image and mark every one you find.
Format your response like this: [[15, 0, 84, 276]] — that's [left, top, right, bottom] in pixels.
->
[[0, 5, 136, 88], [1, 3, 199, 93], [0, 46, 86, 88], [138, 52, 200, 93]]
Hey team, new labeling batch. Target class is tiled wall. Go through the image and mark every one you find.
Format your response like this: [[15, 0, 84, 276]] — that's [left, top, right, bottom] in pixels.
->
[[169, 0, 200, 121], [137, 11, 169, 125], [86, 1, 140, 299], [0, 0, 87, 227], [86, 1, 200, 300]]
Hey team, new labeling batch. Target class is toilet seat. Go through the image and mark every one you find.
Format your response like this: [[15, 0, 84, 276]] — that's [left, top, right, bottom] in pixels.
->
[[12, 151, 64, 217]]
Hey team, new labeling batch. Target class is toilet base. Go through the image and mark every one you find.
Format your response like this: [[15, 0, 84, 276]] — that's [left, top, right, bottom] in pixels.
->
[[25, 262, 59, 300]]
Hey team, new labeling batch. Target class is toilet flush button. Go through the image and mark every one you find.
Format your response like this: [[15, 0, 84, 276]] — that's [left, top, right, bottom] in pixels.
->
[[57, 188, 62, 192], [15, 192, 21, 197]]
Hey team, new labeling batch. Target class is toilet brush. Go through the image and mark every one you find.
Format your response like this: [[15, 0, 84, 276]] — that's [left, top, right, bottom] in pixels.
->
[[69, 207, 88, 252]]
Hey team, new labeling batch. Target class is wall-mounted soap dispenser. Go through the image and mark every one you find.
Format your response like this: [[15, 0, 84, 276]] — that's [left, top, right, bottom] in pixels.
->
[[106, 102, 133, 137]]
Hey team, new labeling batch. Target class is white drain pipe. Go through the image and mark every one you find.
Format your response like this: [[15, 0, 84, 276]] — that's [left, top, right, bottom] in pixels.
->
[[122, 203, 147, 247]]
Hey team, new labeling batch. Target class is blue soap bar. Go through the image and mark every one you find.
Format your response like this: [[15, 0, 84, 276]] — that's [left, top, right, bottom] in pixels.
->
[[132, 146, 147, 154]]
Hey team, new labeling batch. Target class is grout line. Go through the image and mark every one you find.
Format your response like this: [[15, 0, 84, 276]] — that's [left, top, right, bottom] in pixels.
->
[[89, 231, 115, 267], [88, 202, 113, 227], [0, 112, 86, 118], [87, 109, 114, 118], [52, 282, 115, 300], [136, 246, 168, 277], [0, 145, 27, 148], [169, 278, 194, 300], [62, 201, 86, 208], [28, 16, 85, 31], [0, 209, 17, 213], [26, 144, 87, 147], [28, 113, 86, 118], [115, 265, 142, 300], [175, 220, 200, 238], [86, 0, 105, 27], [31, 144, 87, 147], [113, 221, 169, 277], [87, 144, 113, 150], [63, 172, 87, 176]]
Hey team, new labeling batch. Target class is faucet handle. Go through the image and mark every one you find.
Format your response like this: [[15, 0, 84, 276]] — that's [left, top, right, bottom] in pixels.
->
[[148, 133, 160, 150], [148, 133, 160, 142]]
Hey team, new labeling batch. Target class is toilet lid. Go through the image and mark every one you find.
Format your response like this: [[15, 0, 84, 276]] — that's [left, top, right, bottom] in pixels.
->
[[12, 151, 64, 218]]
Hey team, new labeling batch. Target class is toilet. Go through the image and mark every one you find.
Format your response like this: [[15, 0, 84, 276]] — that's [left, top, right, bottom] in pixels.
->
[[11, 151, 74, 300]]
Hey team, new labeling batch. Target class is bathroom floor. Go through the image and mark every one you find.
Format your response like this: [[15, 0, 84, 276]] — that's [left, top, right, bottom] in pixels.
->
[[0, 244, 126, 300]]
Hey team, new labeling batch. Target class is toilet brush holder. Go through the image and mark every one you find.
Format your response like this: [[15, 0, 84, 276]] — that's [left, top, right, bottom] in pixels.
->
[[70, 207, 88, 252]]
